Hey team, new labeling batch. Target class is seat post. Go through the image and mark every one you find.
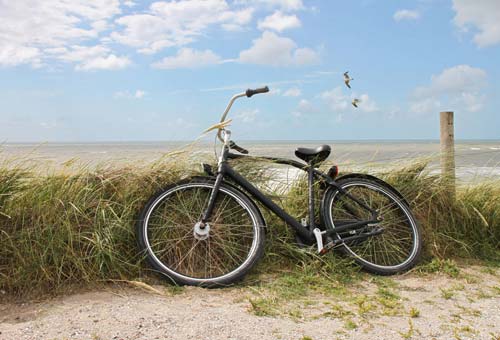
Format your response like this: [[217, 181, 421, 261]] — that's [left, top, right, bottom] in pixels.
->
[[307, 163, 315, 230]]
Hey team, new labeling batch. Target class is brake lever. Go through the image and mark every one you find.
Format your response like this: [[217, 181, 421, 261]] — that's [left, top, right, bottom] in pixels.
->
[[229, 141, 249, 154]]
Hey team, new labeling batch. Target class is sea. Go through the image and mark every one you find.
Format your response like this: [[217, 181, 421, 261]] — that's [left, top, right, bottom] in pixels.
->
[[1, 140, 499, 183]]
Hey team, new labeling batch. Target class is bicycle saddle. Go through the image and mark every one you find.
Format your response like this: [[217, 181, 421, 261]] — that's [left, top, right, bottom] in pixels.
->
[[295, 145, 331, 164]]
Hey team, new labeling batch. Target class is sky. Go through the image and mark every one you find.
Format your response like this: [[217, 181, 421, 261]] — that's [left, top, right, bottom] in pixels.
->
[[0, 0, 499, 142]]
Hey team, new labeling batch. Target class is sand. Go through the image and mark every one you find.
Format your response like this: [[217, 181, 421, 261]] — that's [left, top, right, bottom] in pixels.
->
[[1, 265, 498, 340]]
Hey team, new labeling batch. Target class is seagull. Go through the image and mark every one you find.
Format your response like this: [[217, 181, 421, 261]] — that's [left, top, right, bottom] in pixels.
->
[[344, 71, 353, 89], [352, 98, 361, 108]]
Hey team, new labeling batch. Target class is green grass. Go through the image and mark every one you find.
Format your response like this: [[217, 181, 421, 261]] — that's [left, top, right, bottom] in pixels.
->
[[399, 319, 417, 339], [409, 307, 420, 318], [440, 288, 455, 300], [418, 258, 461, 277], [355, 295, 376, 316], [0, 157, 499, 298], [344, 319, 358, 330], [248, 297, 279, 316]]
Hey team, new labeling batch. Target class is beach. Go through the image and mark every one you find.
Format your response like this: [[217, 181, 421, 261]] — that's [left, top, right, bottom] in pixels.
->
[[1, 140, 499, 182]]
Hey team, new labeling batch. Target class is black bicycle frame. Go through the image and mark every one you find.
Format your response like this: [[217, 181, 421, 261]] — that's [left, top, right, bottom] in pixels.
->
[[201, 144, 379, 245]]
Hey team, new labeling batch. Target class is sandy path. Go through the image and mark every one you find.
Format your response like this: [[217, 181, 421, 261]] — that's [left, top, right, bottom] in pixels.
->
[[1, 266, 499, 340]]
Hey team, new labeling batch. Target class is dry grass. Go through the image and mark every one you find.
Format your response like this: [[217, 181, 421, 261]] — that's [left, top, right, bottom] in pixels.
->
[[0, 154, 498, 298]]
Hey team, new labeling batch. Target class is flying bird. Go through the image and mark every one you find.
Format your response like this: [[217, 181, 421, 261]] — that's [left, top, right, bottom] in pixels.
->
[[344, 71, 353, 89], [352, 98, 361, 108]]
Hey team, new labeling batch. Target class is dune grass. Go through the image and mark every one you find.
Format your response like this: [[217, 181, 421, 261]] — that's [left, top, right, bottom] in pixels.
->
[[379, 162, 500, 260], [0, 156, 198, 296], [0, 155, 498, 298]]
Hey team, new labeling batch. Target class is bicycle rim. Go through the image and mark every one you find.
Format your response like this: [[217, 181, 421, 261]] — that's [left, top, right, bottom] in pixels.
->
[[142, 183, 261, 282], [329, 181, 418, 270]]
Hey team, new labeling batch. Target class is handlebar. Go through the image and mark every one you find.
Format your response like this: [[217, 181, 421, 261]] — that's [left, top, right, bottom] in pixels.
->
[[217, 86, 269, 143], [246, 86, 269, 98]]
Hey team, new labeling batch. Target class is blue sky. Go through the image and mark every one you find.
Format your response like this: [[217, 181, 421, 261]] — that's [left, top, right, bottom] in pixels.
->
[[0, 0, 499, 142]]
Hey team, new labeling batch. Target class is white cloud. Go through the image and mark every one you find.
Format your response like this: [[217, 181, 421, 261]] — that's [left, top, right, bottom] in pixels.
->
[[293, 47, 320, 66], [409, 98, 441, 114], [0, 44, 41, 67], [258, 11, 301, 32], [305, 70, 338, 78], [236, 0, 303, 11], [291, 98, 317, 117], [357, 94, 378, 113], [283, 87, 302, 97], [239, 31, 319, 66], [452, 0, 500, 47], [113, 91, 127, 98], [393, 9, 420, 22], [459, 92, 485, 112], [0, 0, 121, 67], [53, 45, 130, 71], [236, 109, 259, 123], [111, 0, 253, 54], [414, 65, 486, 97], [269, 0, 303, 11], [0, 0, 309, 70], [320, 87, 349, 111], [411, 65, 487, 113], [114, 89, 147, 99], [134, 90, 146, 99], [320, 87, 378, 113], [76, 54, 130, 71], [40, 120, 59, 129], [152, 48, 221, 69], [201, 79, 307, 92], [298, 99, 313, 110], [268, 88, 282, 95], [91, 20, 110, 32], [57, 45, 109, 62]]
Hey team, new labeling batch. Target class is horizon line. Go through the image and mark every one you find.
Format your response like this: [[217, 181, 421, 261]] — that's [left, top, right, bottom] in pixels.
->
[[2, 138, 500, 145]]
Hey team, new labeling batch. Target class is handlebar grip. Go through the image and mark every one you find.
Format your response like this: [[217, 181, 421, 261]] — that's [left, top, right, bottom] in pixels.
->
[[229, 141, 249, 154], [246, 86, 269, 98]]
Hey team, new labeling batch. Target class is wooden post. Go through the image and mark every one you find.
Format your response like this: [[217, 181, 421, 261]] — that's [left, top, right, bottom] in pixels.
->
[[440, 111, 455, 197]]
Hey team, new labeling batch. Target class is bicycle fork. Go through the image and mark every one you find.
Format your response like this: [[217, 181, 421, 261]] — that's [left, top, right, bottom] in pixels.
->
[[200, 168, 224, 226]]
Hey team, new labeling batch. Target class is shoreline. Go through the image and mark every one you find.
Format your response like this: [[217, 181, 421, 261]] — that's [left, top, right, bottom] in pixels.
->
[[1, 140, 499, 182]]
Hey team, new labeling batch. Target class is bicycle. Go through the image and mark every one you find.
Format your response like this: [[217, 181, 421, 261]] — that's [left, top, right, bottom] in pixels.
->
[[136, 86, 422, 287]]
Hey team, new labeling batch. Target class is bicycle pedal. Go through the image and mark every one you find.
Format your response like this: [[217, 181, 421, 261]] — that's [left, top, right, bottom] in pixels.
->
[[319, 240, 338, 255]]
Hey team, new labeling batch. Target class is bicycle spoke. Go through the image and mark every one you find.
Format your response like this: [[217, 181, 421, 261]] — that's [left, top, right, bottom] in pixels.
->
[[144, 183, 258, 280], [330, 181, 418, 268]]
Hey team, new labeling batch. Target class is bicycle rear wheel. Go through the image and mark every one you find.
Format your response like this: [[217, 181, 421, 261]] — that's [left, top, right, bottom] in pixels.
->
[[322, 177, 421, 274], [136, 178, 265, 286]]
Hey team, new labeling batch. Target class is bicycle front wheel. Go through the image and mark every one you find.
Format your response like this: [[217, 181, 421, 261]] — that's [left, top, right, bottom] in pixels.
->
[[136, 178, 265, 286], [322, 177, 421, 275]]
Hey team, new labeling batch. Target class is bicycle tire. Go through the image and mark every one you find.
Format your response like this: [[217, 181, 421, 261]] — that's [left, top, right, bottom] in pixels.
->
[[136, 177, 265, 286], [321, 177, 422, 275]]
